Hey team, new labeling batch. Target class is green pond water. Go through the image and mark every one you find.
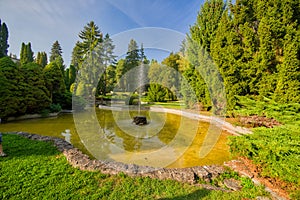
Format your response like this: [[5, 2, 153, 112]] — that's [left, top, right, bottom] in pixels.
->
[[0, 108, 231, 168]]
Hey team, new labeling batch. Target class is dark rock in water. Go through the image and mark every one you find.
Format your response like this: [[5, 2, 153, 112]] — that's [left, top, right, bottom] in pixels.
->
[[133, 116, 147, 125]]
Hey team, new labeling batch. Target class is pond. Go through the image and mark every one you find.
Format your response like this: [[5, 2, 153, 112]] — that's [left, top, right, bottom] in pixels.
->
[[0, 108, 231, 168]]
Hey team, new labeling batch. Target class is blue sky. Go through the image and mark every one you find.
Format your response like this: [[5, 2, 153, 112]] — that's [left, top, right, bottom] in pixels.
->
[[0, 0, 203, 65]]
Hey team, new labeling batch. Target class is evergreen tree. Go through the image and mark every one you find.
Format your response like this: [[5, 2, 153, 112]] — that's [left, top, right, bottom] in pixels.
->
[[20, 42, 34, 65], [78, 21, 103, 57], [0, 57, 20, 119], [43, 62, 66, 102], [71, 41, 82, 70], [68, 64, 76, 92], [0, 20, 9, 58], [274, 25, 300, 103], [49, 40, 63, 62], [19, 62, 51, 113], [35, 51, 47, 67], [190, 0, 225, 52]]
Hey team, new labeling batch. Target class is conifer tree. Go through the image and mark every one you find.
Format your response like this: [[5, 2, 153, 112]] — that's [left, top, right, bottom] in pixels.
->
[[49, 40, 63, 62], [20, 42, 34, 65], [0, 20, 9, 58]]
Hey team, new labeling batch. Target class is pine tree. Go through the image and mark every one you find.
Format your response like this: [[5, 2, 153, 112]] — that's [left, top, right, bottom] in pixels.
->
[[49, 40, 63, 62], [0, 20, 9, 58]]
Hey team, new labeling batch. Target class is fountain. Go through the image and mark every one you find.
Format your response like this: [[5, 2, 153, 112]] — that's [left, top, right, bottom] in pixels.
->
[[132, 53, 147, 125]]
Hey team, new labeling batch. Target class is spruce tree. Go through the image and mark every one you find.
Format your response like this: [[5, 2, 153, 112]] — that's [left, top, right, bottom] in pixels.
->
[[190, 0, 225, 52], [78, 21, 103, 57], [49, 40, 63, 62]]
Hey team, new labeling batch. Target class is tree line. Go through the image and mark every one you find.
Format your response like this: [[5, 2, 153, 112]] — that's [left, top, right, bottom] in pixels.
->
[[1, 0, 299, 118]]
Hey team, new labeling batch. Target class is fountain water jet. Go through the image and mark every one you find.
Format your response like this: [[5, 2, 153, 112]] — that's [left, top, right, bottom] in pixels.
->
[[133, 52, 148, 126]]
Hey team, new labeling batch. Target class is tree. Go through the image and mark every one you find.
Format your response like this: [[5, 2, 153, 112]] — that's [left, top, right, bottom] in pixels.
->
[[97, 33, 116, 96], [78, 21, 103, 57], [19, 62, 51, 113], [0, 20, 9, 58], [49, 40, 63, 62], [35, 51, 47, 67], [274, 25, 300, 103], [20, 42, 34, 65], [147, 84, 166, 102], [71, 41, 82, 70], [0, 57, 20, 119], [68, 64, 76, 92], [43, 62, 66, 102], [190, 0, 225, 52]]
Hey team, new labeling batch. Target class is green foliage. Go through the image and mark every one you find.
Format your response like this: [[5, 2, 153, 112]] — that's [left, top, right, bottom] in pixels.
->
[[49, 103, 62, 113], [0, 57, 21, 119], [147, 84, 167, 102], [125, 93, 139, 105], [229, 96, 300, 198], [19, 62, 51, 114], [0, 20, 9, 58], [20, 42, 34, 65], [49, 40, 63, 62], [190, 0, 225, 53], [43, 61, 66, 102], [35, 51, 48, 68], [78, 21, 103, 56]]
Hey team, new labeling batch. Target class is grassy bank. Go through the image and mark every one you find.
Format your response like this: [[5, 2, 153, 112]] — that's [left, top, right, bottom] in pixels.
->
[[229, 96, 300, 199], [0, 134, 268, 199]]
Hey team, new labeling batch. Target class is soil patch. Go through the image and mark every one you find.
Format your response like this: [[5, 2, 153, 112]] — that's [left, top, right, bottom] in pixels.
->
[[238, 115, 281, 128]]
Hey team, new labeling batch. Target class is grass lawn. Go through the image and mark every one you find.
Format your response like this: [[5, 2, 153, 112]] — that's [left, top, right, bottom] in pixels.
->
[[0, 134, 268, 199]]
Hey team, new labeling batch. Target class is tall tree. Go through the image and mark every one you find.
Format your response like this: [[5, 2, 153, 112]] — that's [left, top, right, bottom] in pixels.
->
[[190, 0, 225, 52], [20, 42, 34, 65], [19, 62, 51, 113], [74, 21, 104, 102], [0, 57, 20, 119], [78, 21, 103, 57], [35, 51, 47, 68], [68, 64, 76, 92], [43, 62, 66, 102], [97, 33, 116, 96], [71, 41, 82, 70], [0, 20, 9, 58], [49, 40, 63, 62]]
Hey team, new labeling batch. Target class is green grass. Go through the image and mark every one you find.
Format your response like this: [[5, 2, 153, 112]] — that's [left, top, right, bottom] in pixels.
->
[[229, 96, 300, 199], [0, 134, 268, 199]]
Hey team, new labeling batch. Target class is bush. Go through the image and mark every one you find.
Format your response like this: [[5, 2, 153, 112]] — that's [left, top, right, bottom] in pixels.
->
[[49, 104, 62, 113], [125, 93, 139, 105]]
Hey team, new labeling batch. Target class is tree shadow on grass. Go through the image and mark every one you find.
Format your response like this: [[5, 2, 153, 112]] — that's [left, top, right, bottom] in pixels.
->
[[159, 188, 211, 200], [0, 133, 60, 160]]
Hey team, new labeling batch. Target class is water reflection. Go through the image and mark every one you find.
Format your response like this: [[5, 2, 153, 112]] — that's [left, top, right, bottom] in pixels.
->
[[0, 108, 231, 168]]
